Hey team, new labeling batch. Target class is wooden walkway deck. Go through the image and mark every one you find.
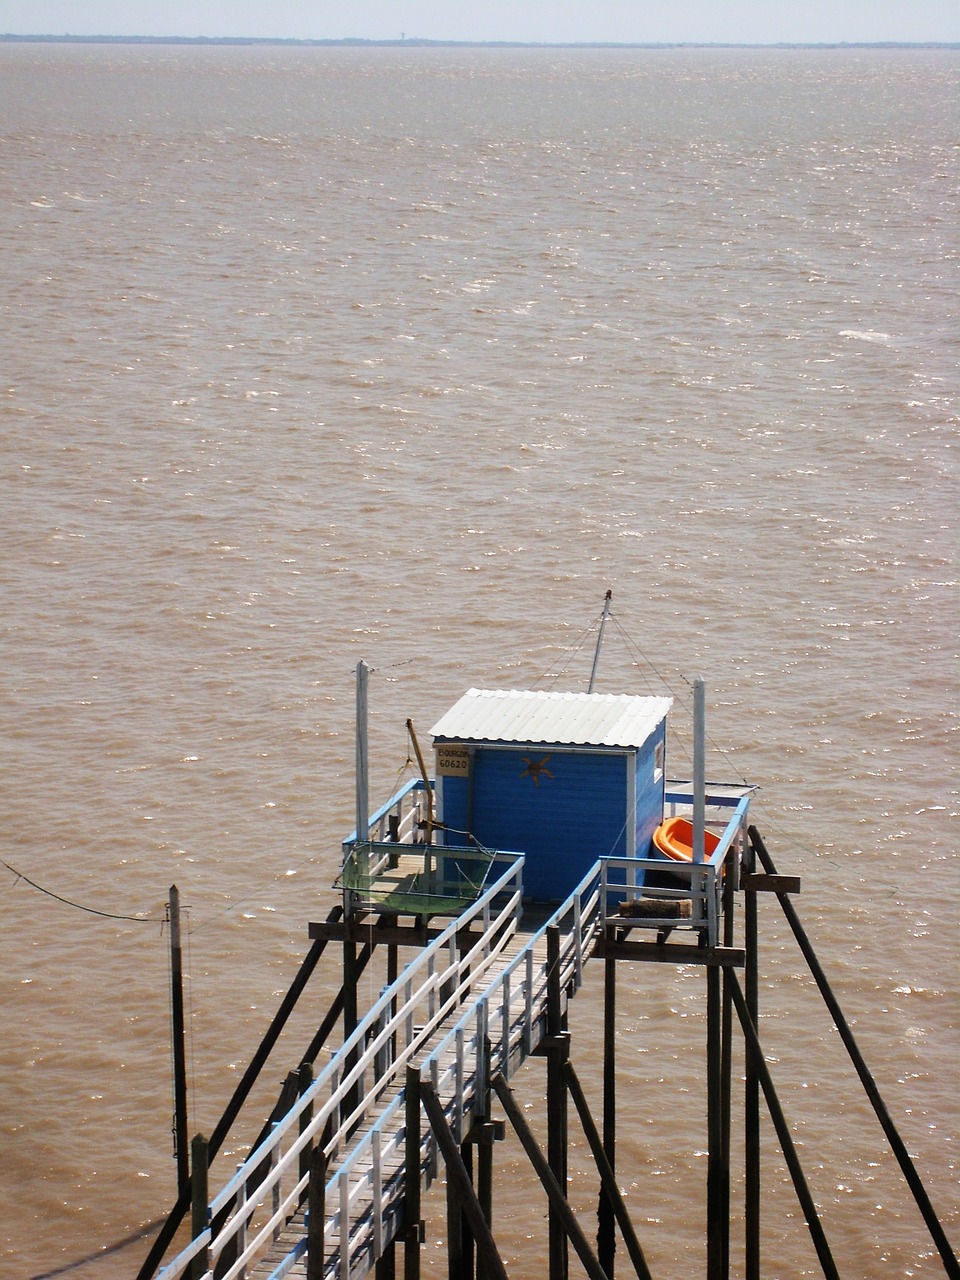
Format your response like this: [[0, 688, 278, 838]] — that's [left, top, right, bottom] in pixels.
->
[[156, 859, 602, 1280], [155, 787, 752, 1280], [249, 917, 559, 1280]]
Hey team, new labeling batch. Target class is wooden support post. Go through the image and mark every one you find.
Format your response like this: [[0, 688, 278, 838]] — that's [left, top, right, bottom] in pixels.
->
[[189, 1133, 208, 1280], [546, 926, 568, 1280], [493, 1074, 610, 1280], [447, 1147, 465, 1280], [744, 835, 761, 1280], [477, 1132, 494, 1232], [299, 1061, 314, 1185], [562, 1061, 653, 1280], [597, 954, 616, 1274], [749, 826, 960, 1280], [343, 937, 359, 1130], [462, 1139, 475, 1280], [388, 942, 399, 1065], [306, 1142, 327, 1280], [547, 1033, 570, 1280], [447, 1138, 475, 1280], [719, 858, 735, 1279], [473, 1032, 503, 1280], [728, 972, 841, 1280], [420, 1081, 510, 1280], [168, 885, 190, 1201], [137, 910, 344, 1280], [404, 1067, 423, 1280], [375, 1241, 397, 1279], [706, 961, 724, 1280]]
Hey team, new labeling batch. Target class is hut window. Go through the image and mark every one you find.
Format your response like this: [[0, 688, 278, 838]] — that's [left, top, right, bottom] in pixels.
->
[[654, 740, 665, 781]]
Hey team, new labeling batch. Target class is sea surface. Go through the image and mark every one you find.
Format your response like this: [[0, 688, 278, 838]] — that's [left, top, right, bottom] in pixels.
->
[[0, 42, 957, 1279]]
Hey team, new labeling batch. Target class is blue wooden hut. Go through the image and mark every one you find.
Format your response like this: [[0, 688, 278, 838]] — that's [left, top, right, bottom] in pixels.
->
[[430, 688, 672, 903]]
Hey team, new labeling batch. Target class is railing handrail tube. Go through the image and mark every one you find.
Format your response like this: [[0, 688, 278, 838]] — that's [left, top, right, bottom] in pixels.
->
[[416, 866, 603, 1089], [209, 853, 522, 1218], [341, 777, 428, 846], [155, 1228, 211, 1280]]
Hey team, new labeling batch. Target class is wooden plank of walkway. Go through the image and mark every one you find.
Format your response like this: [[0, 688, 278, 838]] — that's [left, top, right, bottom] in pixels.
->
[[246, 921, 558, 1280]]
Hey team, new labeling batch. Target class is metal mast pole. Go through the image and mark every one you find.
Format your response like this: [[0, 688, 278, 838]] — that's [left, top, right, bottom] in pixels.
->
[[692, 676, 706, 864], [587, 590, 613, 694]]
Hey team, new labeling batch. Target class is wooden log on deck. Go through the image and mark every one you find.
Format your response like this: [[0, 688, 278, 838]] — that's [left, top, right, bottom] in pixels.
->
[[618, 897, 693, 919]]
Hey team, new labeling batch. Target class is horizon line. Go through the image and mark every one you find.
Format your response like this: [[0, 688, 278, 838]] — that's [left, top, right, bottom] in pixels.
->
[[2, 34, 958, 50]]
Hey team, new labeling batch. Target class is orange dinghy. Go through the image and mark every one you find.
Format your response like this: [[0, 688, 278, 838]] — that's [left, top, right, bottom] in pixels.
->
[[652, 815, 721, 862]]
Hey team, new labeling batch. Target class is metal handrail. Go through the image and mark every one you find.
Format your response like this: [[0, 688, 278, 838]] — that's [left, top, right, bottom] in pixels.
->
[[245, 865, 605, 1280], [156, 852, 524, 1280]]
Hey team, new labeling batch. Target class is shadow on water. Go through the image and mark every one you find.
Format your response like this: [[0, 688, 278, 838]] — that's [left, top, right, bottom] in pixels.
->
[[28, 1219, 165, 1280]]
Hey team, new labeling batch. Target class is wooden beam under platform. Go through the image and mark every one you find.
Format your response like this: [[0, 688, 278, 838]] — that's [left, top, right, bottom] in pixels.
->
[[597, 935, 746, 967], [309, 914, 487, 949], [741, 872, 802, 895]]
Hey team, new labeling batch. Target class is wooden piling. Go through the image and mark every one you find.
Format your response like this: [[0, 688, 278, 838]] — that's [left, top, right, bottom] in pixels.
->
[[404, 1067, 423, 1280], [750, 827, 960, 1280], [546, 925, 569, 1280], [168, 885, 190, 1202], [189, 1133, 208, 1280], [743, 835, 761, 1280], [728, 971, 841, 1280], [375, 1241, 397, 1279], [298, 1061, 315, 1184], [706, 961, 724, 1280], [306, 1142, 327, 1280], [598, 952, 617, 1274], [493, 1073, 610, 1280], [420, 1080, 508, 1280], [563, 1060, 653, 1280], [720, 858, 736, 1279]]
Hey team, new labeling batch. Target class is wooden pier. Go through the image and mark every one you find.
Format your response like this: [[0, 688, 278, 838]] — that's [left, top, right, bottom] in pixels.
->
[[140, 793, 960, 1280]]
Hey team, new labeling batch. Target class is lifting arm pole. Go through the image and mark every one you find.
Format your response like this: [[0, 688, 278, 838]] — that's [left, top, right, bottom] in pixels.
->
[[588, 590, 613, 694]]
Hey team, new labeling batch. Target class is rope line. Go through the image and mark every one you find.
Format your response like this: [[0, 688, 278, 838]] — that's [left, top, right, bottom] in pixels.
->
[[532, 606, 608, 691], [606, 614, 752, 788], [1, 857, 156, 923]]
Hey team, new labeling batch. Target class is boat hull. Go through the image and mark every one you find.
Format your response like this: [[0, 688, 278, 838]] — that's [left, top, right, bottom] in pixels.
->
[[652, 815, 721, 862]]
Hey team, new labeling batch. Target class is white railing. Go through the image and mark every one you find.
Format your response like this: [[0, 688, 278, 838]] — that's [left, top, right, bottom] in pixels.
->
[[156, 783, 746, 1280], [342, 777, 430, 852], [600, 791, 751, 945], [311, 863, 604, 1277], [156, 851, 524, 1280]]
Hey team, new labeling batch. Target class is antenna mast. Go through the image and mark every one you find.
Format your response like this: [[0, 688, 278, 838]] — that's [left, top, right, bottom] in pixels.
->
[[587, 590, 613, 694]]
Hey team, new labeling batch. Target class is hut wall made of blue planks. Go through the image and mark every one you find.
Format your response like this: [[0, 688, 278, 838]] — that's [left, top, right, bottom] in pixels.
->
[[433, 698, 668, 903]]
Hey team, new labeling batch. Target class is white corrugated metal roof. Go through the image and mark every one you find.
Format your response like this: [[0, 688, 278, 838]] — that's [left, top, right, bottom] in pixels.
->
[[430, 688, 672, 750]]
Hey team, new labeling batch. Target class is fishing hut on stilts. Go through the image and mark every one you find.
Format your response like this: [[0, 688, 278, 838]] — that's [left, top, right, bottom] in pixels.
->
[[139, 597, 960, 1280]]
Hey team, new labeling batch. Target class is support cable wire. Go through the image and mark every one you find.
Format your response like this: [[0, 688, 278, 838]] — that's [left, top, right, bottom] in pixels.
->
[[532, 605, 610, 692], [751, 828, 960, 1279], [186, 843, 332, 936], [605, 612, 835, 864], [1, 856, 157, 922], [135, 907, 345, 1280], [607, 613, 753, 787]]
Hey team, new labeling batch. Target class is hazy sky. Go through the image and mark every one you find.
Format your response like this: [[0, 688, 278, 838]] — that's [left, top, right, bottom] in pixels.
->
[[1, 1, 958, 44]]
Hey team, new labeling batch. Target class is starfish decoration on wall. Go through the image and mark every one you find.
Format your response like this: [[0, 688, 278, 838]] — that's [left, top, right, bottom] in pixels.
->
[[520, 754, 553, 787]]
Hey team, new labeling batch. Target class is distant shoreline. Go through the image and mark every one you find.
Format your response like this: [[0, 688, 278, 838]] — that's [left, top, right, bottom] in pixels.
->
[[1, 34, 958, 50]]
